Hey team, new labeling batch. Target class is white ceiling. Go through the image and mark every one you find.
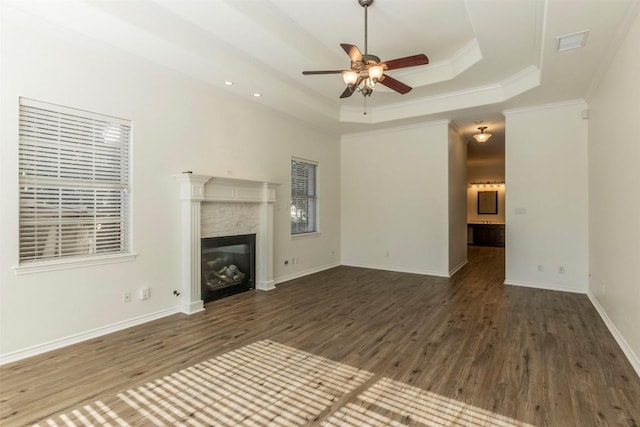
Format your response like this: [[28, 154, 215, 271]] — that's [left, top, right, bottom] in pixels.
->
[[9, 0, 640, 148]]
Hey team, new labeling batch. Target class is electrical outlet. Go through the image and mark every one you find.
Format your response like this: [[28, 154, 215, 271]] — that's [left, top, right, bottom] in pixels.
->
[[122, 291, 132, 303], [537, 264, 544, 272], [140, 287, 150, 300]]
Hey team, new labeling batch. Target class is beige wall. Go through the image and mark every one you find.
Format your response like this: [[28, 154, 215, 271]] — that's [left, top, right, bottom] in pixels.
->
[[448, 126, 468, 273], [340, 122, 450, 277], [588, 12, 640, 370], [504, 101, 588, 293], [0, 6, 341, 359]]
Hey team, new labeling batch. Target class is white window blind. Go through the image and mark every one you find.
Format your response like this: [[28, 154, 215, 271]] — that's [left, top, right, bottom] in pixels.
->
[[291, 159, 317, 235], [18, 98, 131, 264]]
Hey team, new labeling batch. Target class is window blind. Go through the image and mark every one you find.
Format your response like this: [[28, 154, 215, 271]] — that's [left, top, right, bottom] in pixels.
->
[[291, 159, 317, 234], [18, 99, 131, 263]]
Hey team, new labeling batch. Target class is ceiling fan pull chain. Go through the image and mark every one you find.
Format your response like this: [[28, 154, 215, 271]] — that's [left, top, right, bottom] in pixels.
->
[[363, 97, 367, 115]]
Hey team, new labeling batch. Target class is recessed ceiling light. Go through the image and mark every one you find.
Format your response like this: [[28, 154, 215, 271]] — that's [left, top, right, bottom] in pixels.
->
[[557, 30, 589, 52], [224, 81, 234, 86], [253, 93, 262, 97]]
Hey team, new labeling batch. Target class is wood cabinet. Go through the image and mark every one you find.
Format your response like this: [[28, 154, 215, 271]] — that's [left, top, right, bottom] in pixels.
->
[[468, 223, 505, 247]]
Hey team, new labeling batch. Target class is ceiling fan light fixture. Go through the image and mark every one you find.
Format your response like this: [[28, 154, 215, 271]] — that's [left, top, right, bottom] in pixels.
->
[[361, 78, 376, 97], [342, 70, 359, 85], [473, 126, 492, 143], [368, 65, 383, 80]]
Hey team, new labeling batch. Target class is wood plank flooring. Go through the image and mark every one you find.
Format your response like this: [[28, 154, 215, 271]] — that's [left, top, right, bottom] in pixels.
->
[[1, 246, 639, 426]]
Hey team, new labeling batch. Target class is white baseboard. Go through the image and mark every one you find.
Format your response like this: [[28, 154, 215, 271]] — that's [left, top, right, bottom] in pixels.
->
[[341, 262, 450, 278], [0, 306, 179, 365], [257, 279, 276, 291], [503, 280, 587, 294], [180, 300, 204, 315], [274, 262, 340, 285], [449, 259, 468, 277], [587, 292, 640, 378]]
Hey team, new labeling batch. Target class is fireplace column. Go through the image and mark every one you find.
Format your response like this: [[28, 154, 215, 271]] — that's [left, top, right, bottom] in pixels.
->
[[258, 182, 276, 291], [175, 173, 211, 314]]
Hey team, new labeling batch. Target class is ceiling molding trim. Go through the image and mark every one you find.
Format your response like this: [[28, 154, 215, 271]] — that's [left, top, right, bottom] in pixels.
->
[[502, 98, 587, 116], [385, 38, 482, 90], [340, 66, 540, 124], [585, 0, 640, 101], [341, 119, 451, 139], [451, 38, 483, 75], [501, 65, 541, 99], [533, 0, 549, 70]]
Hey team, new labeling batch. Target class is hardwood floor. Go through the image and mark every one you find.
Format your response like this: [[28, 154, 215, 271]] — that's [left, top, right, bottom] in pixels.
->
[[1, 246, 639, 426]]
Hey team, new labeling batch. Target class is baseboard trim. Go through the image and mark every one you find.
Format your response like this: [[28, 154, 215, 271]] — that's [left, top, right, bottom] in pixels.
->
[[341, 262, 450, 278], [449, 259, 468, 277], [257, 279, 276, 291], [0, 306, 180, 365], [274, 263, 341, 285], [587, 292, 640, 378], [503, 280, 587, 294]]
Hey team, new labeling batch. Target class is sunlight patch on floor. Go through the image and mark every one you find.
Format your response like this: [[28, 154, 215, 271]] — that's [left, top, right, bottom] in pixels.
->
[[33, 401, 128, 427], [34, 340, 533, 426], [324, 377, 535, 427]]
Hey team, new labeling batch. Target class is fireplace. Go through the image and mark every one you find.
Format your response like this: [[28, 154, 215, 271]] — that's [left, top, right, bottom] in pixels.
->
[[175, 174, 277, 314], [201, 234, 256, 302]]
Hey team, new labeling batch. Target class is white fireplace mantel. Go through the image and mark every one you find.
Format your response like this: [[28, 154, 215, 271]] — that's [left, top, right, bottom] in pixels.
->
[[174, 173, 278, 314]]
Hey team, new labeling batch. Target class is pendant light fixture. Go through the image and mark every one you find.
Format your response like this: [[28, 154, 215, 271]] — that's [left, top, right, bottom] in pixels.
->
[[473, 126, 492, 143]]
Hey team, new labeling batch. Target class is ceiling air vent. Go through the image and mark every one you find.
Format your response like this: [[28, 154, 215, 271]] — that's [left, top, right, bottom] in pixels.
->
[[556, 30, 589, 52]]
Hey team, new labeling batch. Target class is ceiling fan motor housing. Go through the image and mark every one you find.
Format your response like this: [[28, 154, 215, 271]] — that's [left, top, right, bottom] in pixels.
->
[[358, 0, 374, 7]]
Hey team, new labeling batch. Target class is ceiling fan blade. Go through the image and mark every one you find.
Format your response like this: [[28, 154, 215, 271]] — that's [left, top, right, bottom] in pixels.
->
[[383, 54, 429, 70], [340, 43, 363, 63], [378, 75, 412, 94], [339, 86, 355, 98], [302, 70, 344, 75]]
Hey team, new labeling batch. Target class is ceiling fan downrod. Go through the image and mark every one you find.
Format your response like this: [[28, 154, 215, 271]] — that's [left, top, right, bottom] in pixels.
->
[[359, 0, 374, 54]]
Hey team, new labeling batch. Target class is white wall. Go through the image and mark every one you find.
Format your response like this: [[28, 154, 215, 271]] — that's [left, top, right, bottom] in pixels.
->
[[340, 121, 450, 277], [504, 101, 588, 293], [448, 126, 468, 274], [0, 6, 340, 360], [587, 12, 640, 370]]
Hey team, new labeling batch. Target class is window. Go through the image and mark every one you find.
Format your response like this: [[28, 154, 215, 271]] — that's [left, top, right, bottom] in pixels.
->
[[18, 98, 131, 264], [291, 159, 317, 235]]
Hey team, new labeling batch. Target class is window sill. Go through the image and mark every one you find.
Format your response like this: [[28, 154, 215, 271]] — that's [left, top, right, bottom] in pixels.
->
[[13, 253, 138, 275], [291, 232, 321, 240]]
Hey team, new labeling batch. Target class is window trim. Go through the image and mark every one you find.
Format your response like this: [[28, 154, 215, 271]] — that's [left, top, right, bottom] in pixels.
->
[[13, 253, 137, 275], [290, 157, 319, 236], [17, 98, 133, 267]]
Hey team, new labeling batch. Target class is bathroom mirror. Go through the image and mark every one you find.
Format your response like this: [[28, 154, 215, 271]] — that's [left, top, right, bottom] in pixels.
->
[[478, 191, 498, 214]]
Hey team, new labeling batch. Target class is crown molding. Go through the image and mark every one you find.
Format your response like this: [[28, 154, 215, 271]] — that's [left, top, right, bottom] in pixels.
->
[[502, 98, 587, 116], [341, 119, 451, 139]]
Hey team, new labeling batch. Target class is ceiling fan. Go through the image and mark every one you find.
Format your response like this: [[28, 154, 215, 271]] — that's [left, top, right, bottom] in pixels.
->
[[302, 0, 429, 99]]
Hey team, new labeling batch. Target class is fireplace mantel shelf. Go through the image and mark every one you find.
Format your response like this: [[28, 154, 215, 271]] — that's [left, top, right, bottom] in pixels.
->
[[174, 174, 279, 204], [174, 173, 278, 314]]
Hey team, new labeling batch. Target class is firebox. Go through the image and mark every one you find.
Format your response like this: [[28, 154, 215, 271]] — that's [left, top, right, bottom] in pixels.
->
[[201, 234, 255, 303]]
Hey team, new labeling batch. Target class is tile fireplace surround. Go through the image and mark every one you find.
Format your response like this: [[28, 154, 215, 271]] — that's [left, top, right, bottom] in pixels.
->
[[174, 173, 278, 314]]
